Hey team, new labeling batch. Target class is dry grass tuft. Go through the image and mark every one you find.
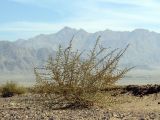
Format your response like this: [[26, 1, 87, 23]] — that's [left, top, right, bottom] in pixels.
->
[[1, 81, 26, 97]]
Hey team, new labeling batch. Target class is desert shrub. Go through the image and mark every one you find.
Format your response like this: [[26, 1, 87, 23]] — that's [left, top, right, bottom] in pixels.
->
[[34, 36, 132, 108], [1, 81, 26, 97]]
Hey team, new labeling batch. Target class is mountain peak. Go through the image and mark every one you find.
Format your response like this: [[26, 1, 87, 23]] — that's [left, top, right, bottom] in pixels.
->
[[77, 29, 88, 34], [58, 26, 77, 32], [56, 27, 77, 37], [133, 29, 150, 33]]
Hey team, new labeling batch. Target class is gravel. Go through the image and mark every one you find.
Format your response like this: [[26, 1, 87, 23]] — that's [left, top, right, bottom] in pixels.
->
[[0, 94, 160, 120]]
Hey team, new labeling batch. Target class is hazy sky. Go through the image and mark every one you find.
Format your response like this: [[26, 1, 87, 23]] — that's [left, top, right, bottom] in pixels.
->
[[1, 0, 160, 40]]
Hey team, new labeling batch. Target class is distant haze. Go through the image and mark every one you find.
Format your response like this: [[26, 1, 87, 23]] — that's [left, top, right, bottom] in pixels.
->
[[0, 27, 160, 85]]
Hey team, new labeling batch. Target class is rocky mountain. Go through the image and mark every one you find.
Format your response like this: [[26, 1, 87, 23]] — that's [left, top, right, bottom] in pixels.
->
[[15, 27, 160, 68], [1, 27, 160, 74]]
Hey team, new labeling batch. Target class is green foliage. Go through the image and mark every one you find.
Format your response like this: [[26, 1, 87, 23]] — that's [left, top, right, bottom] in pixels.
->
[[1, 81, 26, 97], [34, 36, 132, 108]]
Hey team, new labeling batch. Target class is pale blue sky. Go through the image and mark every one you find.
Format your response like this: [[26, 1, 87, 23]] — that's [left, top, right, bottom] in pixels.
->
[[1, 0, 160, 40]]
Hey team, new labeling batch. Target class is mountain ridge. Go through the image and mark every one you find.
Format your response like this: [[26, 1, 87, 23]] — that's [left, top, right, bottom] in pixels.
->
[[1, 27, 160, 74]]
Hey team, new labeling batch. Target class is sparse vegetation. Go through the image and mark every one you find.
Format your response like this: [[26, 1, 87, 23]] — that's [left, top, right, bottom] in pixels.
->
[[1, 81, 26, 97], [34, 36, 132, 109]]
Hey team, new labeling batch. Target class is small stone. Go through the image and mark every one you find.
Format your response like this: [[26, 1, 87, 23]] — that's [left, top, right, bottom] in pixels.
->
[[26, 106, 30, 109], [101, 116, 109, 120], [139, 118, 145, 120], [149, 113, 156, 119], [48, 117, 55, 120]]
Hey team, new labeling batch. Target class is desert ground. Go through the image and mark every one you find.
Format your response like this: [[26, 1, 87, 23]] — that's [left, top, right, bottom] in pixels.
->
[[0, 85, 160, 120]]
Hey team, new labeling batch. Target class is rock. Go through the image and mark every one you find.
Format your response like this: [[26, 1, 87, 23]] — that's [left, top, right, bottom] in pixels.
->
[[149, 113, 156, 119]]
